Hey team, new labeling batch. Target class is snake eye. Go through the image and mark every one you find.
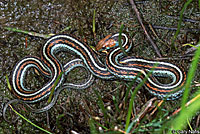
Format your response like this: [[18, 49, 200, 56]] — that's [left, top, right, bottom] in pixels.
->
[[100, 45, 113, 52], [97, 46, 107, 52], [106, 47, 110, 50]]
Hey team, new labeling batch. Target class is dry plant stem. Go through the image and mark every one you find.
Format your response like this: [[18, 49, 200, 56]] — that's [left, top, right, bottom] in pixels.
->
[[129, 0, 162, 58], [46, 111, 50, 129], [152, 25, 200, 33], [131, 97, 157, 132], [117, 129, 131, 134], [155, 54, 193, 61], [185, 44, 200, 54], [150, 100, 163, 116], [196, 115, 200, 128], [172, 94, 200, 116], [166, 15, 199, 23]]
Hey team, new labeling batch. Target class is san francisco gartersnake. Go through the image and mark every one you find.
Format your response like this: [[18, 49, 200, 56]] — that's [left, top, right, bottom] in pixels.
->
[[8, 33, 186, 110]]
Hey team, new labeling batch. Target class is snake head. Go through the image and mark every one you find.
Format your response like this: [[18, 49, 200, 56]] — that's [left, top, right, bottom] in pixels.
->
[[96, 34, 119, 53]]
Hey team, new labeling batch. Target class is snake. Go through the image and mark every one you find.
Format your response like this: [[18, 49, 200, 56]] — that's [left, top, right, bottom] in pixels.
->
[[10, 33, 186, 105]]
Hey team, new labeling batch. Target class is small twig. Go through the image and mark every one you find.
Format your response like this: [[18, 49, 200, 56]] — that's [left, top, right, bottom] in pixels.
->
[[131, 97, 157, 131], [196, 115, 200, 128], [171, 94, 200, 116], [166, 15, 199, 23], [148, 24, 167, 46], [152, 25, 200, 33], [185, 44, 200, 54], [155, 54, 193, 61], [46, 111, 50, 129], [129, 0, 162, 58]]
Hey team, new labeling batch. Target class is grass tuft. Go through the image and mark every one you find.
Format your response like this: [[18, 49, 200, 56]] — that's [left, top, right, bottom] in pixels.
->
[[8, 104, 52, 134], [93, 89, 109, 124], [89, 118, 98, 134], [171, 0, 193, 49]]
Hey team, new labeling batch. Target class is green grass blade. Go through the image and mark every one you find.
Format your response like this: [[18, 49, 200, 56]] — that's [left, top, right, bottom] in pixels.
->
[[56, 113, 65, 129], [171, 0, 193, 49], [93, 89, 108, 123], [187, 118, 193, 130], [89, 118, 98, 134], [4, 27, 30, 34], [93, 9, 96, 35], [92, 119, 109, 131], [199, 0, 200, 9], [118, 23, 128, 56], [183, 43, 198, 48], [9, 105, 52, 134], [60, 26, 71, 33], [48, 72, 64, 103], [112, 96, 120, 113], [4, 27, 52, 38], [6, 74, 12, 91]]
